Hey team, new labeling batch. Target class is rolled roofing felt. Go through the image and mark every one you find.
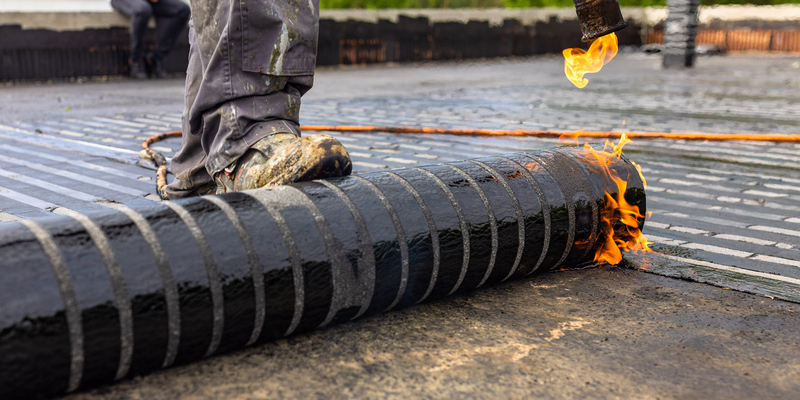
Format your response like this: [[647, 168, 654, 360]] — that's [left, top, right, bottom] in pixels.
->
[[0, 147, 645, 399]]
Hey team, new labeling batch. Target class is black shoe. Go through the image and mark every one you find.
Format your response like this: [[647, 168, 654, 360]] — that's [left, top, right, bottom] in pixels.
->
[[130, 60, 147, 80], [147, 54, 168, 79], [152, 58, 168, 79]]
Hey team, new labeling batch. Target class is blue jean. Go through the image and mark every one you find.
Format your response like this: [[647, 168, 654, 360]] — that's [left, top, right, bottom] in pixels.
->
[[164, 0, 320, 198]]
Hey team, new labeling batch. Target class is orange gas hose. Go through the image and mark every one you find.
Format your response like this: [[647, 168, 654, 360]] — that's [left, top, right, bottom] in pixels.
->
[[300, 125, 800, 142], [142, 126, 800, 199]]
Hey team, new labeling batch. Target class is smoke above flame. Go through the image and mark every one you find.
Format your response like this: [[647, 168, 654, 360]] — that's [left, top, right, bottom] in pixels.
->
[[563, 132, 653, 265], [562, 33, 619, 88]]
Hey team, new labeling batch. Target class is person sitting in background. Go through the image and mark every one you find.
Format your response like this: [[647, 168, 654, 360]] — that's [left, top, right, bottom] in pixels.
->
[[110, 0, 190, 79]]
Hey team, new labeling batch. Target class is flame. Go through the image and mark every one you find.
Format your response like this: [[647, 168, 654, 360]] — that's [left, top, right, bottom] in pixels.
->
[[573, 133, 652, 265], [562, 33, 619, 88]]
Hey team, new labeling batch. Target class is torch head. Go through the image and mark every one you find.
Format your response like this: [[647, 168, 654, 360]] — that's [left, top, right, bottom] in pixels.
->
[[573, 0, 628, 42]]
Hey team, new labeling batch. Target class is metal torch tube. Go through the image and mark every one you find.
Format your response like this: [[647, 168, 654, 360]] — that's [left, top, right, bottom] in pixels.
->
[[0, 147, 645, 399], [573, 0, 629, 42]]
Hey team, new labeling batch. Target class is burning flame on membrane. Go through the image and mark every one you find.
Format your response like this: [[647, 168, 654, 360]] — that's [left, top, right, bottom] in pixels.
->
[[561, 132, 653, 265], [562, 33, 619, 88]]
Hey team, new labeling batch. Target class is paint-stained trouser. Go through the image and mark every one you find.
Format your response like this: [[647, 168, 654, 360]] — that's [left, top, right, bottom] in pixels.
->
[[165, 0, 319, 199]]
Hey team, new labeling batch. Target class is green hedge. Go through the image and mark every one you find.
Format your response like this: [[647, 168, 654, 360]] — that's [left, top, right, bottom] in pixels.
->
[[321, 0, 505, 8], [320, 0, 800, 9]]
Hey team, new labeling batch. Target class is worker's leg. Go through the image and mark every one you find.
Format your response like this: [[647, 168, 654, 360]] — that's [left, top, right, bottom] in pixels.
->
[[109, 0, 152, 76], [161, 17, 211, 198], [149, 0, 190, 73], [164, 0, 349, 199]]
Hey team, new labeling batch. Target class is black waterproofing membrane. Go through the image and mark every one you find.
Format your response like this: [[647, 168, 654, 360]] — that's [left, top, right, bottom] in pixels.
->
[[0, 148, 645, 399]]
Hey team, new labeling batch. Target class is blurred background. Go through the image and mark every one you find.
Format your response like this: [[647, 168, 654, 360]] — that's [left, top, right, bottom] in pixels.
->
[[0, 0, 798, 81]]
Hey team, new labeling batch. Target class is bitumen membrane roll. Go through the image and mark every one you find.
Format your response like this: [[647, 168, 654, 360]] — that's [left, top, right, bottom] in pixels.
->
[[0, 147, 645, 399]]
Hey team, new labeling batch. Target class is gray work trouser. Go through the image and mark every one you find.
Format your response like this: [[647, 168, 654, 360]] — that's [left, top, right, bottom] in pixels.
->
[[165, 0, 319, 199]]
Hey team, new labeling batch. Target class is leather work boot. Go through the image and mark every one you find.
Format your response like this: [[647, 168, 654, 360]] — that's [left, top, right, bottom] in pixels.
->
[[162, 181, 216, 200], [214, 133, 352, 194]]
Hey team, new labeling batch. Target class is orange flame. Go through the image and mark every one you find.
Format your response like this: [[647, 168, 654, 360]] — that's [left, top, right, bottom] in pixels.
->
[[562, 33, 619, 88], [570, 133, 652, 265]]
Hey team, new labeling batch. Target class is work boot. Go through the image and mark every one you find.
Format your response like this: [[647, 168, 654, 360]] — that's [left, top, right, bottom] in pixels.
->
[[159, 180, 215, 201], [214, 133, 352, 194], [130, 59, 148, 80]]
